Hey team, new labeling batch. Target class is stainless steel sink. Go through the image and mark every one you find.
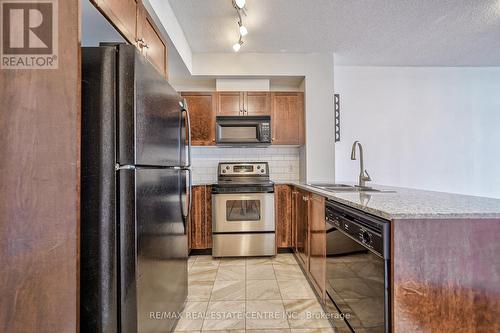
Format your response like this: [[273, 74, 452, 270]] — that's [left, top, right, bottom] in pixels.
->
[[308, 184, 396, 193], [307, 183, 356, 191]]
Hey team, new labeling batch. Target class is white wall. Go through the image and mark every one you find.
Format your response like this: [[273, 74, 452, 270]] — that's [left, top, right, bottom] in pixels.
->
[[191, 53, 336, 183], [334, 66, 500, 198]]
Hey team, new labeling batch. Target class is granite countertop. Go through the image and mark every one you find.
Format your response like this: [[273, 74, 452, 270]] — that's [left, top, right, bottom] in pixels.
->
[[290, 182, 500, 220], [193, 181, 500, 220]]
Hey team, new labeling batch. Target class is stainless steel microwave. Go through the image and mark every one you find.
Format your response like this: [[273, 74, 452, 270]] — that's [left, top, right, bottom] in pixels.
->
[[216, 116, 271, 146]]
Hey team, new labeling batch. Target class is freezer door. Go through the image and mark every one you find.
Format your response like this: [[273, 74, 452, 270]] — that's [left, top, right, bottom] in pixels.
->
[[119, 168, 188, 333], [81, 46, 118, 333], [117, 45, 184, 167]]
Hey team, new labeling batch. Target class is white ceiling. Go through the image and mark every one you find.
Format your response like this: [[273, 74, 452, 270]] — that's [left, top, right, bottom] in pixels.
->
[[168, 0, 500, 66]]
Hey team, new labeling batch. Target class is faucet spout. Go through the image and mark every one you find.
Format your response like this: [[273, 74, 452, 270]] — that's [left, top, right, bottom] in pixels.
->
[[350, 141, 372, 187]]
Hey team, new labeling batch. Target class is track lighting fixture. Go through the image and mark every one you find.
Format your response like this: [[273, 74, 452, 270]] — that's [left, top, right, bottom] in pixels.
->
[[234, 0, 246, 9], [233, 40, 243, 52], [239, 23, 248, 37], [232, 0, 248, 51]]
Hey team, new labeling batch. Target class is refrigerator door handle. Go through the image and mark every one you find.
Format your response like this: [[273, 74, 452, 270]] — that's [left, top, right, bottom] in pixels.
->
[[181, 168, 192, 234], [181, 100, 192, 168]]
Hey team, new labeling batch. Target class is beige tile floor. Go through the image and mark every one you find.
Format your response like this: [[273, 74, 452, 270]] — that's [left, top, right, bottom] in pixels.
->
[[175, 253, 338, 333]]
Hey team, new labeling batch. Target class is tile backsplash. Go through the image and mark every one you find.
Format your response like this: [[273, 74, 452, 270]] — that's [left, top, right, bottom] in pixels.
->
[[191, 147, 300, 184]]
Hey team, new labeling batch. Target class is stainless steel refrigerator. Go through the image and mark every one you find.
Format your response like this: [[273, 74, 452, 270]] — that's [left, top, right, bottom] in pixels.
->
[[81, 44, 191, 333]]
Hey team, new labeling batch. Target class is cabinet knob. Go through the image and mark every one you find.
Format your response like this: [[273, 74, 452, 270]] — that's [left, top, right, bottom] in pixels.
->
[[137, 38, 149, 49]]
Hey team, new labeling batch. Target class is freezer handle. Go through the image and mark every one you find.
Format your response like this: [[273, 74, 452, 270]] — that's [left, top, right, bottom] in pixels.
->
[[181, 100, 192, 168], [182, 168, 192, 234]]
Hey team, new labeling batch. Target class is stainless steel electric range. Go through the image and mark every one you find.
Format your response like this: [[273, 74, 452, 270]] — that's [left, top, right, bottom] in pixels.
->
[[211, 162, 276, 257]]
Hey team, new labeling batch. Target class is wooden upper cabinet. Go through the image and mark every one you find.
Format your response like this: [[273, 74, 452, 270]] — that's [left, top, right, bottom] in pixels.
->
[[217, 92, 271, 116], [181, 92, 217, 146], [271, 92, 304, 145], [245, 92, 271, 115], [275, 185, 293, 248], [308, 194, 326, 299], [217, 92, 243, 116], [137, 3, 168, 79], [92, 0, 137, 45], [90, 0, 169, 79]]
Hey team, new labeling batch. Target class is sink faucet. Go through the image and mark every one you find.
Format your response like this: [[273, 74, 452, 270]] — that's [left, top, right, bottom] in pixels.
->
[[350, 141, 372, 187]]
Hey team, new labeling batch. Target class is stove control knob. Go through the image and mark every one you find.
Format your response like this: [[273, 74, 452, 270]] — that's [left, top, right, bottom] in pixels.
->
[[261, 169, 265, 173], [362, 231, 371, 244], [257, 165, 260, 169], [222, 170, 226, 173], [226, 166, 230, 170]]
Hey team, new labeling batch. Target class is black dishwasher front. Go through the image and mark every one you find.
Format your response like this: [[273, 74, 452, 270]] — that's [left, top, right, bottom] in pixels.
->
[[325, 200, 390, 333]]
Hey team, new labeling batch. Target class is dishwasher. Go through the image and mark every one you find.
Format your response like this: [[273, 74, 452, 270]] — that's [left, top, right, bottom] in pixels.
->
[[325, 200, 391, 333]]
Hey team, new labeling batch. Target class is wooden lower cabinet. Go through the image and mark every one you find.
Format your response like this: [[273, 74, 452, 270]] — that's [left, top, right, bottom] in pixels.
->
[[291, 187, 327, 299], [294, 189, 310, 268], [189, 185, 212, 250], [308, 194, 326, 299], [275, 185, 293, 248]]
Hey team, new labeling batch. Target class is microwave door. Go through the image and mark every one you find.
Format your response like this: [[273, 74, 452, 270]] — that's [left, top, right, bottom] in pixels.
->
[[217, 124, 260, 144]]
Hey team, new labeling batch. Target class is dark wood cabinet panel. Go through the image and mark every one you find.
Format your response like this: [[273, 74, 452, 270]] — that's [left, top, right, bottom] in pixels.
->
[[271, 92, 304, 145], [181, 92, 217, 146], [90, 0, 168, 79], [93, 0, 137, 44], [275, 185, 293, 248], [245, 92, 271, 115], [190, 186, 206, 249], [309, 194, 326, 299], [189, 185, 212, 250], [205, 186, 213, 248], [295, 189, 310, 268], [137, 3, 168, 79], [392, 218, 500, 332], [0, 0, 80, 331], [217, 92, 243, 116]]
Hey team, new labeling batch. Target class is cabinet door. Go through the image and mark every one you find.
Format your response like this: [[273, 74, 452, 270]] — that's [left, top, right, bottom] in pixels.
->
[[205, 186, 213, 248], [189, 185, 212, 250], [245, 92, 271, 115], [190, 186, 207, 249], [217, 92, 243, 116], [93, 0, 137, 44], [137, 4, 168, 78], [271, 92, 304, 145], [181, 92, 217, 146], [295, 190, 309, 268], [275, 185, 293, 248], [309, 194, 326, 299]]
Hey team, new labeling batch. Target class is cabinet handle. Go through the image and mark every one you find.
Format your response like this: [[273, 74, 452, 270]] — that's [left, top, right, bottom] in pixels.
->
[[137, 38, 149, 49], [302, 196, 308, 201]]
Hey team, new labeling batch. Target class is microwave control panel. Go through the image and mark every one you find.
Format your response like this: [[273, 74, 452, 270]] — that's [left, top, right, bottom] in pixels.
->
[[260, 123, 271, 142]]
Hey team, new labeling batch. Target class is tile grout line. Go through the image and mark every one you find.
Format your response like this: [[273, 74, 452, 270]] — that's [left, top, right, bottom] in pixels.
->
[[200, 256, 218, 332]]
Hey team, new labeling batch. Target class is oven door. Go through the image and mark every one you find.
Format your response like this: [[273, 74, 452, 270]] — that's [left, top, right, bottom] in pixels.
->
[[213, 193, 275, 232], [326, 220, 389, 332]]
